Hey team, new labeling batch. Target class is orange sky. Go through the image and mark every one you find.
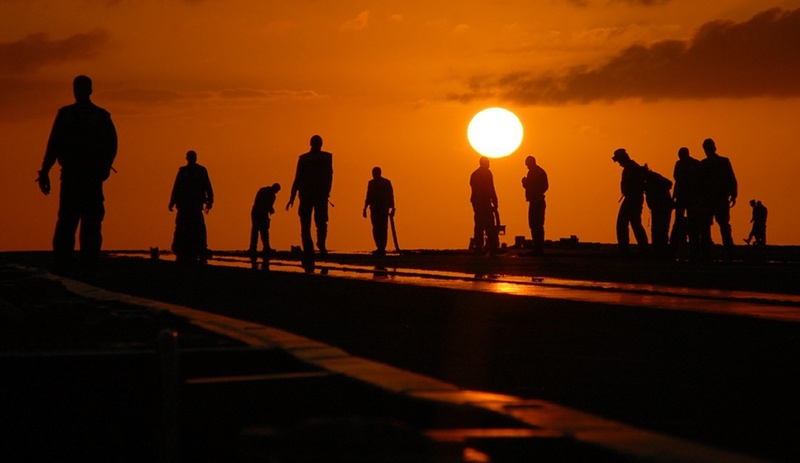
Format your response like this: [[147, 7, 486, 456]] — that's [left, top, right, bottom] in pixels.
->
[[2, 0, 800, 253]]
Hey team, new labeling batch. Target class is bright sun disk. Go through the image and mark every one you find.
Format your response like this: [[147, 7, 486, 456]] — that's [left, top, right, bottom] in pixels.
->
[[467, 107, 523, 158]]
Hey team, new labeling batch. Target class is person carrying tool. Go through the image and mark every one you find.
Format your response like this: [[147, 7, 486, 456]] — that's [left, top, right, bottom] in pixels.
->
[[470, 156, 499, 255], [363, 167, 395, 256]]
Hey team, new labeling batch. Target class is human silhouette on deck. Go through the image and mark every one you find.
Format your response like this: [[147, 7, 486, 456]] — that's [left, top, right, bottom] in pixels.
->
[[698, 138, 738, 260], [643, 166, 673, 260], [286, 135, 333, 269], [37, 75, 118, 277], [669, 147, 702, 259], [169, 150, 214, 264], [249, 183, 281, 257], [363, 167, 395, 256], [745, 200, 767, 246], [521, 155, 548, 256], [611, 149, 649, 256], [470, 156, 499, 255]]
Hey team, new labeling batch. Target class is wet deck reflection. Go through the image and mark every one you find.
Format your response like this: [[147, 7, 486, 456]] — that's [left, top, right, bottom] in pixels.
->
[[114, 252, 800, 323]]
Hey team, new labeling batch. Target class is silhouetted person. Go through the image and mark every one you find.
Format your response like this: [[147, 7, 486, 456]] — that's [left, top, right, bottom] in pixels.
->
[[37, 75, 118, 277], [362, 167, 395, 256], [745, 200, 767, 246], [249, 183, 281, 257], [669, 147, 702, 259], [643, 167, 673, 260], [470, 156, 499, 254], [521, 155, 548, 256], [698, 138, 737, 260], [611, 149, 649, 256], [286, 135, 333, 269], [169, 150, 213, 264]]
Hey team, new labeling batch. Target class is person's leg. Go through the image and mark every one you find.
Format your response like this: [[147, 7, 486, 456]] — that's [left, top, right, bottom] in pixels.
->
[[313, 198, 329, 254], [77, 183, 105, 277], [53, 182, 81, 275], [616, 205, 630, 255]]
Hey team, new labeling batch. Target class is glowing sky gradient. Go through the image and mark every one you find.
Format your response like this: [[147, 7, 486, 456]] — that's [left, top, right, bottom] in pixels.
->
[[2, 0, 800, 252]]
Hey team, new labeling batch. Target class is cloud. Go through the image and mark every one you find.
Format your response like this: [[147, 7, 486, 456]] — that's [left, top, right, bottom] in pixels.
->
[[451, 7, 800, 105], [0, 30, 111, 75], [341, 10, 370, 32]]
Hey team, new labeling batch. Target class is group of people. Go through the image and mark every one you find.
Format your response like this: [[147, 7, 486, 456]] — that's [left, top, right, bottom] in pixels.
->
[[612, 138, 755, 261], [38, 75, 768, 277], [167, 134, 396, 270], [468, 155, 549, 256]]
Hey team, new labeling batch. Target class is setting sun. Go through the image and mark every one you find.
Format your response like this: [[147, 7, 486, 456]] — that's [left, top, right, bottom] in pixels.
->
[[467, 108, 524, 159]]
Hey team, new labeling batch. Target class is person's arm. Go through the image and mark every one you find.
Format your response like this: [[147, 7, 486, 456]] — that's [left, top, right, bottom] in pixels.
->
[[286, 159, 301, 210], [37, 111, 65, 195]]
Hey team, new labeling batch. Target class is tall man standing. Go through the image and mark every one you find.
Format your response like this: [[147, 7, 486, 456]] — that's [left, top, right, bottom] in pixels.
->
[[611, 148, 649, 256], [698, 138, 737, 260], [470, 156, 499, 255], [286, 135, 333, 269], [169, 150, 214, 264], [363, 167, 395, 256], [37, 75, 118, 277], [521, 155, 549, 256]]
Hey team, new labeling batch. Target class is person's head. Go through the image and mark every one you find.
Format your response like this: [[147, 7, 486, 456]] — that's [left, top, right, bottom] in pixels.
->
[[525, 155, 537, 169], [702, 138, 716, 156], [186, 150, 197, 164], [73, 75, 93, 102], [371, 166, 382, 179], [612, 148, 630, 165], [479, 156, 490, 168], [271, 182, 281, 193], [750, 199, 756, 207], [678, 147, 690, 160], [756, 200, 762, 206], [310, 135, 323, 150]]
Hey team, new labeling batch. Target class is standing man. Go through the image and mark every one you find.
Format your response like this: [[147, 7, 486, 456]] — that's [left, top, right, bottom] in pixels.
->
[[698, 138, 737, 260], [521, 155, 548, 256], [643, 167, 673, 260], [286, 135, 333, 269], [611, 148, 649, 256], [37, 75, 118, 277], [169, 150, 214, 264], [669, 147, 702, 259], [470, 156, 499, 255], [249, 183, 281, 257], [363, 167, 395, 256]]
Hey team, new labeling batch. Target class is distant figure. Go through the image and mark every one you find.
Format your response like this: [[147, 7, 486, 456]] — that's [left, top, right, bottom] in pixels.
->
[[249, 183, 281, 257], [521, 155, 548, 256], [169, 150, 214, 264], [362, 167, 395, 256], [643, 167, 673, 259], [611, 149, 649, 256], [669, 147, 702, 259], [286, 135, 333, 268], [698, 138, 738, 260], [744, 200, 767, 246], [470, 156, 499, 254], [37, 75, 118, 277]]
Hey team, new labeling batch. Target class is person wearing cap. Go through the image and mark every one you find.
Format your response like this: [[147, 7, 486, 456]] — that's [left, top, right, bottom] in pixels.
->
[[698, 138, 737, 260], [521, 155, 548, 256], [612, 148, 649, 256], [37, 75, 118, 277]]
